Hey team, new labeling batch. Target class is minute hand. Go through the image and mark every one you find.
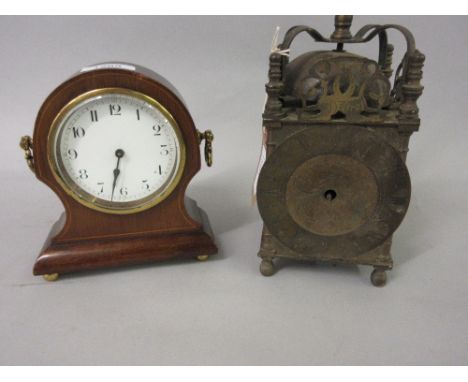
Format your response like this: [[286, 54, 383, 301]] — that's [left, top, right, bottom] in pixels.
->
[[111, 149, 125, 201]]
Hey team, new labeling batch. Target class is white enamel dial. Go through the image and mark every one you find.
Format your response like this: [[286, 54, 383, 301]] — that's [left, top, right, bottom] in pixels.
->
[[50, 89, 185, 213]]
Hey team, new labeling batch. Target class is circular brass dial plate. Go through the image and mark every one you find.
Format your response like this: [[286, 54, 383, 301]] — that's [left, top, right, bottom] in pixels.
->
[[286, 154, 379, 236], [257, 125, 411, 256]]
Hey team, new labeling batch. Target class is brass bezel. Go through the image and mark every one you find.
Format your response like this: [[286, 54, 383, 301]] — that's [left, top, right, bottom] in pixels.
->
[[47, 88, 186, 215]]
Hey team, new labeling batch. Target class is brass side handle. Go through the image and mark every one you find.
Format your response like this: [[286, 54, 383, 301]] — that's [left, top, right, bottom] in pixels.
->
[[19, 135, 35, 173], [197, 130, 213, 167]]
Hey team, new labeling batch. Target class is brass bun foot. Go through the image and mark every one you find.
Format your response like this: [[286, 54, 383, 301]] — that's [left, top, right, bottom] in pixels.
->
[[196, 255, 209, 261], [43, 273, 59, 282], [260, 259, 275, 277], [370, 268, 387, 287]]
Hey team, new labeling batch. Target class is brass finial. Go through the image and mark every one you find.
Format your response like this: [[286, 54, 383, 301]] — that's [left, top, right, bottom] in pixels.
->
[[331, 15, 353, 40]]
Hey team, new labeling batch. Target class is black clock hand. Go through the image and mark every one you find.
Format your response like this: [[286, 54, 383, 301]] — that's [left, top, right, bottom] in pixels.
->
[[111, 149, 125, 201]]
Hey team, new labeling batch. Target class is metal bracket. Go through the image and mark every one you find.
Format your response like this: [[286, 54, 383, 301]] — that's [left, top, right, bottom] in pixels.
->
[[19, 135, 35, 173], [197, 130, 213, 167]]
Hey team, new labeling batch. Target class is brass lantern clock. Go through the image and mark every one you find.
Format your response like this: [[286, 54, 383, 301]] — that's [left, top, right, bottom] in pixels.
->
[[20, 63, 217, 280], [257, 16, 425, 286]]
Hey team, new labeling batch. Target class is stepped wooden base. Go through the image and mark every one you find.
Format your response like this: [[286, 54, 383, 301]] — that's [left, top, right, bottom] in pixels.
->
[[33, 200, 217, 278]]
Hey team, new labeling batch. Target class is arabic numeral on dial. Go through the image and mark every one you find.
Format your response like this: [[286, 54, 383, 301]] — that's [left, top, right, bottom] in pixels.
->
[[90, 110, 98, 122], [67, 148, 78, 159], [109, 104, 121, 116], [160, 145, 169, 156], [120, 187, 128, 196], [78, 169, 88, 179], [153, 125, 162, 136], [136, 109, 140, 120], [72, 127, 85, 138], [97, 182, 104, 194], [142, 180, 150, 191]]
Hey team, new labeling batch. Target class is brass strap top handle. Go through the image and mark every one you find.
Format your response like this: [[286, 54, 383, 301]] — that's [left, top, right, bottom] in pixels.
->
[[278, 16, 417, 81]]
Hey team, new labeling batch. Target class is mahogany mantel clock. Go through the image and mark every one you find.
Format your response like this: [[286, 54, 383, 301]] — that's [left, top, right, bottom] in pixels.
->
[[257, 16, 425, 286], [20, 63, 217, 281]]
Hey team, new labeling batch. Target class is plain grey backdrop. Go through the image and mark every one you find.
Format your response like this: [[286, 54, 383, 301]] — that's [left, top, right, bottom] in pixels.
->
[[0, 16, 467, 365]]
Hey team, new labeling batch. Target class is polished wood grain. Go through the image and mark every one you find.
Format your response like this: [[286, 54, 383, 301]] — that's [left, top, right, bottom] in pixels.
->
[[32, 67, 217, 276]]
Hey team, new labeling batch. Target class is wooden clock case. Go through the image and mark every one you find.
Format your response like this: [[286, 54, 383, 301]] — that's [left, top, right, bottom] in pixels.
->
[[29, 65, 217, 277]]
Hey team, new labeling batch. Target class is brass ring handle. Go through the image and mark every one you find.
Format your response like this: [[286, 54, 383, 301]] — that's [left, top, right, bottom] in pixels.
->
[[19, 135, 35, 173], [197, 130, 213, 167]]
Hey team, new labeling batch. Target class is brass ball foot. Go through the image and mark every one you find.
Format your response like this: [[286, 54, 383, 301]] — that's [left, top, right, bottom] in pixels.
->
[[196, 255, 209, 261], [43, 273, 59, 282], [370, 268, 387, 287], [260, 259, 275, 277]]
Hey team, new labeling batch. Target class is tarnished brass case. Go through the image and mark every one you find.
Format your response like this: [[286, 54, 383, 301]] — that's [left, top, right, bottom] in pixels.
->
[[257, 16, 425, 286]]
